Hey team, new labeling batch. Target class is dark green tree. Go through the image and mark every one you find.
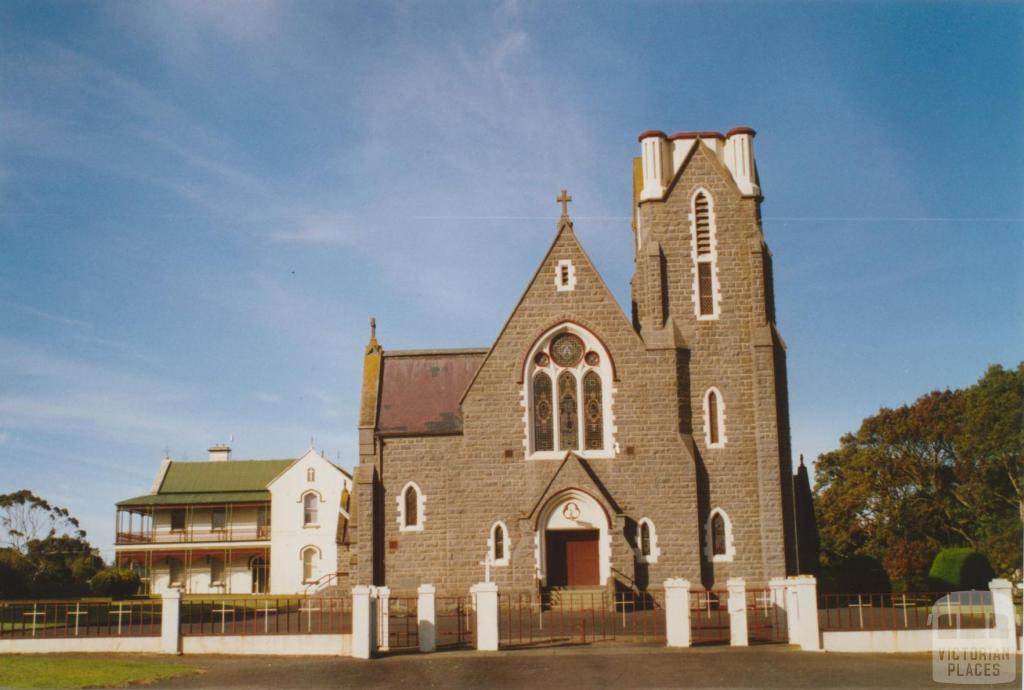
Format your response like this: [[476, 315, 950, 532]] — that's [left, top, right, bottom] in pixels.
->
[[814, 363, 1022, 587]]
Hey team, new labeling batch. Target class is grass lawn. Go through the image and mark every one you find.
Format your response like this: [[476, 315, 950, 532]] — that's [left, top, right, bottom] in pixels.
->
[[0, 656, 197, 689]]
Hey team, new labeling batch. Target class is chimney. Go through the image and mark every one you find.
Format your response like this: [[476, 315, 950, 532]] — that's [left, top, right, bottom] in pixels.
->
[[208, 445, 231, 462]]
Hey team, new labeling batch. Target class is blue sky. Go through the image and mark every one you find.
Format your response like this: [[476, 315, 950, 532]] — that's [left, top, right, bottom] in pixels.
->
[[1, 1, 1021, 560]]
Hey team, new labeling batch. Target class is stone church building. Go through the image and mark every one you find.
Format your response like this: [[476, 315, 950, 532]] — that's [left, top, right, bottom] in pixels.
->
[[348, 127, 798, 595]]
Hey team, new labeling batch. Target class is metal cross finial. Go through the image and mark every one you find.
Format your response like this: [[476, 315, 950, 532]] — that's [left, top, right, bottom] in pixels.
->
[[557, 189, 572, 217]]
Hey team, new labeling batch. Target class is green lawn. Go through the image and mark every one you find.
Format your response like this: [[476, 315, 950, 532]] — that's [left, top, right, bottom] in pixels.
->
[[0, 656, 197, 689]]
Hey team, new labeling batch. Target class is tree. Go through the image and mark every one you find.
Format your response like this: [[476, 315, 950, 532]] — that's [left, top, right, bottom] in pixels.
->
[[814, 363, 1023, 586], [0, 491, 103, 598], [0, 490, 85, 551]]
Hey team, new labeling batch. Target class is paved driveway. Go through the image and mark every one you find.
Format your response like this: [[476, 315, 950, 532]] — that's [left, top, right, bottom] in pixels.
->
[[144, 645, 1019, 689]]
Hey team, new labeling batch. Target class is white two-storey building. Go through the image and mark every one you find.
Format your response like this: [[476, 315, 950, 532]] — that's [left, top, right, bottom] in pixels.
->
[[115, 446, 352, 595]]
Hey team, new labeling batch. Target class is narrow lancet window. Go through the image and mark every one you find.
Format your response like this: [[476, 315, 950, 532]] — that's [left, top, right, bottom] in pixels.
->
[[711, 513, 726, 556], [583, 370, 603, 450], [404, 485, 418, 527], [533, 372, 554, 451], [708, 390, 720, 446], [558, 371, 579, 451]]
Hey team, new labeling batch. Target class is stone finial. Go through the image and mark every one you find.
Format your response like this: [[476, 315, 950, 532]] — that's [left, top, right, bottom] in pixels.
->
[[370, 317, 376, 340]]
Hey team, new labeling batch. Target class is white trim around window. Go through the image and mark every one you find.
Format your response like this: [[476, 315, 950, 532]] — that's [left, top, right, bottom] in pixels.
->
[[635, 517, 660, 564], [704, 507, 735, 563], [397, 481, 426, 533], [488, 521, 510, 566], [702, 387, 727, 449]]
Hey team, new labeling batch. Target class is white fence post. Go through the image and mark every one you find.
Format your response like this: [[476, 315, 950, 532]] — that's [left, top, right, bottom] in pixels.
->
[[160, 589, 181, 654], [470, 582, 499, 651], [664, 578, 691, 647], [351, 585, 376, 659], [785, 575, 821, 651], [376, 586, 390, 652], [418, 584, 437, 652], [989, 579, 1018, 653], [726, 577, 748, 647]]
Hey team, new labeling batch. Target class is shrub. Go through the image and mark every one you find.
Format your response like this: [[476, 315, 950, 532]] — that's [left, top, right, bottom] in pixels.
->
[[820, 554, 891, 593], [89, 569, 141, 598], [928, 548, 995, 591]]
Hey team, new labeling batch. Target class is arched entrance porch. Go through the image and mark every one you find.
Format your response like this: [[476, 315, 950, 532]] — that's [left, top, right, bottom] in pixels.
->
[[536, 489, 611, 588]]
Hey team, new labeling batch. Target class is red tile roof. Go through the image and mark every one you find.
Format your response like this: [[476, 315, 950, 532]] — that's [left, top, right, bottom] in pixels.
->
[[376, 349, 487, 436]]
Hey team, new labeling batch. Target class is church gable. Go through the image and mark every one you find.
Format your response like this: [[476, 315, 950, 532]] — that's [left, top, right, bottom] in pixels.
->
[[461, 208, 641, 417]]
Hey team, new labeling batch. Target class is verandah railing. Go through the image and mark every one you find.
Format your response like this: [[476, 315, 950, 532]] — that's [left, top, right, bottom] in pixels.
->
[[0, 599, 162, 638], [179, 596, 350, 635], [817, 591, 996, 632]]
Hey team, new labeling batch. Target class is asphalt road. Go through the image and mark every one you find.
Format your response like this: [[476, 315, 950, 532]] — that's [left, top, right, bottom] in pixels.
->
[[138, 644, 1020, 690]]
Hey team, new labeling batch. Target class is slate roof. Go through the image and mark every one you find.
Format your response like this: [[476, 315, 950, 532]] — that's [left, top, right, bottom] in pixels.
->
[[376, 349, 487, 436], [116, 459, 295, 508]]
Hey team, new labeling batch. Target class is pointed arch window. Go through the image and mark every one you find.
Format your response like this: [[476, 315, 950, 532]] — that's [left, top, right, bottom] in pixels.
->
[[558, 371, 579, 451], [524, 324, 615, 458], [635, 517, 659, 563], [398, 482, 425, 532], [583, 371, 603, 450], [691, 190, 721, 319], [404, 486, 418, 527], [533, 372, 554, 452], [489, 521, 510, 566], [703, 387, 726, 448], [705, 508, 735, 562]]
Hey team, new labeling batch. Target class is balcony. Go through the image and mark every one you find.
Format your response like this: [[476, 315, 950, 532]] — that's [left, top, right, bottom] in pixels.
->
[[115, 525, 271, 545]]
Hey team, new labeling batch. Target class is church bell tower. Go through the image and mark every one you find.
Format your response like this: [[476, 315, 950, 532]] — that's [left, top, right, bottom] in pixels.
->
[[630, 127, 798, 578]]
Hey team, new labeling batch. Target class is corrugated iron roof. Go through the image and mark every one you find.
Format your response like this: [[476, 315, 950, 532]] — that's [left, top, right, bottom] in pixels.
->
[[377, 349, 486, 435], [117, 491, 271, 507], [157, 459, 295, 493]]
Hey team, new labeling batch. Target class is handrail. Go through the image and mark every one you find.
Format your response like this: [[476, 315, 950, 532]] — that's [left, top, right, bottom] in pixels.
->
[[303, 571, 345, 596]]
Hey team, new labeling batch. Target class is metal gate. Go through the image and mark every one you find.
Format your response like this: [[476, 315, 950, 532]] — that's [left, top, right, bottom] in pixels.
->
[[498, 589, 664, 648], [690, 589, 730, 644], [378, 596, 417, 652], [746, 588, 787, 644], [436, 596, 474, 648]]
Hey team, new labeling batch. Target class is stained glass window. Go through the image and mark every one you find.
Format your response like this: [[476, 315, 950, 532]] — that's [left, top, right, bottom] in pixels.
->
[[533, 372, 554, 451], [583, 370, 603, 450], [550, 333, 584, 367], [558, 371, 579, 451], [711, 513, 726, 556]]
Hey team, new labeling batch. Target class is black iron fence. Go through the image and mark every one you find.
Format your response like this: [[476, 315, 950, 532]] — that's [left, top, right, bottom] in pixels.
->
[[817, 592, 995, 632], [0, 599, 161, 638], [179, 596, 350, 635]]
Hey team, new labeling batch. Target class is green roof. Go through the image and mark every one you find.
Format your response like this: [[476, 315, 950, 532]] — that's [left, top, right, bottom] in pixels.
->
[[116, 459, 296, 508], [117, 491, 272, 507], [158, 460, 295, 493]]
